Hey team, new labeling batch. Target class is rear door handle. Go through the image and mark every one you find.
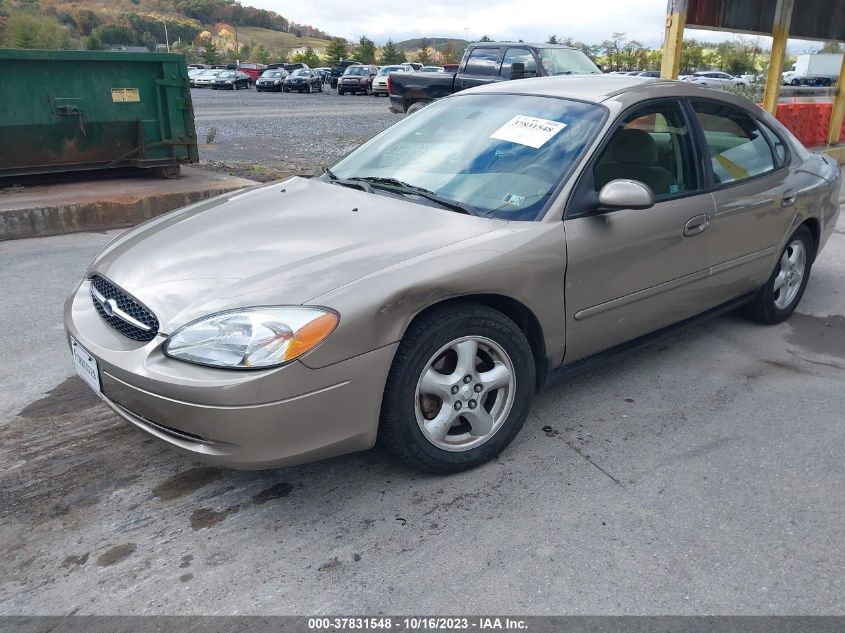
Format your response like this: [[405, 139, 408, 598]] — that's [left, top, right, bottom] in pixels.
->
[[683, 213, 711, 237], [782, 189, 796, 207]]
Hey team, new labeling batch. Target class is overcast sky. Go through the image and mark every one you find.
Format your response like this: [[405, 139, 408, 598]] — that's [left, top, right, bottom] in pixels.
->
[[255, 0, 821, 51]]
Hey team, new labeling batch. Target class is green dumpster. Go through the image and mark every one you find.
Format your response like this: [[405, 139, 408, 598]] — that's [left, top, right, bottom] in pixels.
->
[[0, 49, 198, 178]]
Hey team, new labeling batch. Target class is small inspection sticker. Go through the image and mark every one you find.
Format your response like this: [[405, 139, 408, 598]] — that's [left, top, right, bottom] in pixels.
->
[[502, 193, 525, 207], [490, 115, 567, 149], [111, 88, 140, 103]]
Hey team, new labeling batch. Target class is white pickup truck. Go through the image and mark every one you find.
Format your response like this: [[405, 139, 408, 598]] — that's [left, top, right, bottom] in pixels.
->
[[782, 53, 843, 86]]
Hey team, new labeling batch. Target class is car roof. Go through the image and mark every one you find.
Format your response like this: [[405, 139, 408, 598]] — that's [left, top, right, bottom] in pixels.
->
[[460, 74, 758, 111]]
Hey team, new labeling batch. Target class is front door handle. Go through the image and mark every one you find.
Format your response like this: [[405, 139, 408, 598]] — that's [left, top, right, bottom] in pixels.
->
[[782, 189, 796, 207], [684, 213, 711, 237]]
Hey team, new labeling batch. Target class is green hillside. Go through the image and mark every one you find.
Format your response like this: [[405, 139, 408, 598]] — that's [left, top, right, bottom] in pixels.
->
[[237, 27, 330, 54], [0, 0, 330, 61]]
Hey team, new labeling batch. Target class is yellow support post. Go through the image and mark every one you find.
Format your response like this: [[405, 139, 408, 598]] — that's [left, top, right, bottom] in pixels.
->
[[827, 54, 845, 145], [660, 0, 687, 79], [762, 0, 794, 115]]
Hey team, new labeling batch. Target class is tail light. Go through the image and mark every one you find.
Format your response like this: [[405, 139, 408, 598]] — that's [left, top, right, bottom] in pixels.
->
[[387, 74, 391, 95]]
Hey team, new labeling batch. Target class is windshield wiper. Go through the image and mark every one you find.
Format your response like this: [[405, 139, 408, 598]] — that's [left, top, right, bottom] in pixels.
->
[[324, 168, 374, 193], [349, 177, 478, 215]]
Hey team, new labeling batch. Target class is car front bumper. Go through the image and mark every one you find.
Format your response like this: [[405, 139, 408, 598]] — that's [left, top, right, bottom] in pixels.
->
[[64, 279, 396, 469]]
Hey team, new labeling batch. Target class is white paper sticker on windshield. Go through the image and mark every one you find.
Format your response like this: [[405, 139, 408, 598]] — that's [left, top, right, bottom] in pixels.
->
[[490, 115, 567, 149]]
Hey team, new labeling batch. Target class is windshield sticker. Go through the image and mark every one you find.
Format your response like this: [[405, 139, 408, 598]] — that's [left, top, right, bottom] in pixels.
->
[[502, 194, 525, 207], [490, 115, 567, 149]]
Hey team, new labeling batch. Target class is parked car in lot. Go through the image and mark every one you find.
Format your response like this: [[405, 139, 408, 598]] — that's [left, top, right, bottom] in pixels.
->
[[330, 59, 361, 89], [284, 68, 323, 93], [188, 68, 204, 85], [192, 69, 222, 88], [66, 76, 840, 474], [338, 64, 379, 95], [212, 70, 251, 90], [238, 62, 267, 84], [683, 71, 747, 88], [389, 42, 601, 114], [255, 68, 289, 92], [371, 64, 414, 96]]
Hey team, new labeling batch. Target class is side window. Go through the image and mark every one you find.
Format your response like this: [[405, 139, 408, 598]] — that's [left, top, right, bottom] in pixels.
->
[[499, 48, 538, 77], [759, 122, 787, 165], [464, 48, 500, 76], [593, 102, 697, 198], [692, 101, 776, 185]]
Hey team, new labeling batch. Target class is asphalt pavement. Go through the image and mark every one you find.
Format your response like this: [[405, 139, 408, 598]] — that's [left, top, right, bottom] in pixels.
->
[[1, 161, 844, 613]]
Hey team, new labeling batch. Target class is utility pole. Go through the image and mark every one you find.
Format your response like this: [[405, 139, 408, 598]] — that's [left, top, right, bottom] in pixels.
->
[[162, 17, 170, 52]]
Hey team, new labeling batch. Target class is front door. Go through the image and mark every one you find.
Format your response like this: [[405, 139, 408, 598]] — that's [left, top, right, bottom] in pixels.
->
[[563, 100, 715, 363]]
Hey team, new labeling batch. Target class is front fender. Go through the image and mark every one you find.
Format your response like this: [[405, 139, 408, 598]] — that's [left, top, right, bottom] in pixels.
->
[[301, 222, 568, 370]]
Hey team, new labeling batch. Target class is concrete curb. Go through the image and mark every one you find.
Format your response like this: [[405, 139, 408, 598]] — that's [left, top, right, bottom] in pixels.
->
[[0, 167, 257, 241]]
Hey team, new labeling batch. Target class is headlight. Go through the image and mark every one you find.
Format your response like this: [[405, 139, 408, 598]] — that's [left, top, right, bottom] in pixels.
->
[[275, 79, 281, 84], [164, 307, 338, 369], [226, 80, 234, 84]]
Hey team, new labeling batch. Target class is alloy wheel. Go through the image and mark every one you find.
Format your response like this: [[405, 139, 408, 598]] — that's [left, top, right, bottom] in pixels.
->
[[773, 239, 806, 309], [414, 336, 515, 452]]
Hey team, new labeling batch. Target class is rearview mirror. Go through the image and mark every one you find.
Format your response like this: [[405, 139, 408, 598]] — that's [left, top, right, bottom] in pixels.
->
[[598, 179, 655, 210], [510, 62, 525, 80]]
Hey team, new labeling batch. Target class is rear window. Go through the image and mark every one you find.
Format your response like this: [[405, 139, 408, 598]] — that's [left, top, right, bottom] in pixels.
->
[[464, 48, 500, 76]]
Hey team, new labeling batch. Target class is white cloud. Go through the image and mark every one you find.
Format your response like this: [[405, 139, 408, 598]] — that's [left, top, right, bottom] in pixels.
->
[[255, 0, 822, 51]]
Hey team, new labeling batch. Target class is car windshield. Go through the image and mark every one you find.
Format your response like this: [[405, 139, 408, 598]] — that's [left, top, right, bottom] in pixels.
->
[[537, 48, 602, 76], [345, 66, 368, 76], [329, 94, 605, 220], [218, 71, 236, 78], [292, 69, 309, 76], [379, 66, 401, 75], [262, 70, 284, 78]]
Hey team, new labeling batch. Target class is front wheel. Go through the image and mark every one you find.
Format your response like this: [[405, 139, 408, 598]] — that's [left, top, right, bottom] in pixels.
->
[[742, 226, 814, 324], [379, 304, 535, 473]]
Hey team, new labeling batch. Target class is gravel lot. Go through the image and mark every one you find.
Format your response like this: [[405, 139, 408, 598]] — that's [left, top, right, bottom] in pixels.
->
[[192, 85, 398, 181]]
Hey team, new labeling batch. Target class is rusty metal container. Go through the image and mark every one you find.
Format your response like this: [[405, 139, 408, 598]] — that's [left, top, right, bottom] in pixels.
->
[[0, 49, 197, 178]]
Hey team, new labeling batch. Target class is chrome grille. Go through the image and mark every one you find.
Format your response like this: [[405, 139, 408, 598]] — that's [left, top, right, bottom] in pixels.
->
[[89, 275, 159, 342]]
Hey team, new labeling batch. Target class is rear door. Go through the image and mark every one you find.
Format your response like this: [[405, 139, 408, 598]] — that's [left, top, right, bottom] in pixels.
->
[[456, 47, 502, 91], [688, 99, 796, 302], [563, 100, 716, 363]]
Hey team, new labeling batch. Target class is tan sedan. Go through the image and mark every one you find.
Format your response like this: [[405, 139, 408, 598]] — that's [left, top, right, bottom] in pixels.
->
[[65, 76, 841, 472]]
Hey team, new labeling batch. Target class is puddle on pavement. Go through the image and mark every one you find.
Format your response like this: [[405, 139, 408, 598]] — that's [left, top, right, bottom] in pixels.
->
[[96, 543, 137, 567], [785, 313, 845, 359], [17, 376, 100, 419], [190, 506, 240, 530], [151, 466, 223, 501], [251, 482, 293, 504]]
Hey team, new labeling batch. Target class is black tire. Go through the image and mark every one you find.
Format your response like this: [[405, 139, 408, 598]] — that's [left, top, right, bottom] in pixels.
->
[[791, 78, 801, 86], [338, 89, 345, 95], [742, 225, 814, 324], [406, 100, 431, 115], [379, 303, 535, 473]]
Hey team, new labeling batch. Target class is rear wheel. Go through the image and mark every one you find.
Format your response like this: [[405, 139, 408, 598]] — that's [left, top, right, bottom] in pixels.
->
[[742, 226, 813, 324], [379, 304, 535, 473], [406, 100, 432, 115], [338, 88, 345, 95]]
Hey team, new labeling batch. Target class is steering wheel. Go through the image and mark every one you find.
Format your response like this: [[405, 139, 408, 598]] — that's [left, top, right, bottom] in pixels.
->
[[517, 162, 560, 183]]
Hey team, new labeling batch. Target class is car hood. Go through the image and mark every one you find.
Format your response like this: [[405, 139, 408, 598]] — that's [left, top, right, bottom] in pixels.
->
[[90, 177, 506, 333]]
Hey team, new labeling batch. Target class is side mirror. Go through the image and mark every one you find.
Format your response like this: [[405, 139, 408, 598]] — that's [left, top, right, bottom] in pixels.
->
[[510, 62, 525, 80], [597, 179, 655, 210]]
